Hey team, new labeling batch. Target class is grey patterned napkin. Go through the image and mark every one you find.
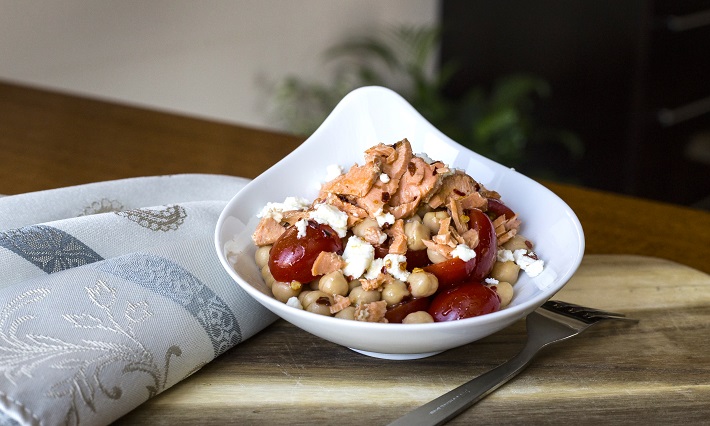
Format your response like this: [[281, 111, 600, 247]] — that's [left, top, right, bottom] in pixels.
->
[[0, 175, 275, 426]]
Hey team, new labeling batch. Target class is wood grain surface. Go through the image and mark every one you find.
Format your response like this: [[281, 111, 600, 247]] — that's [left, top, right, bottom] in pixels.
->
[[114, 255, 710, 425]]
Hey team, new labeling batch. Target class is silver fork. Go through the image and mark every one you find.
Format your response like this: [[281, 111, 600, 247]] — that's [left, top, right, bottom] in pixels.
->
[[388, 300, 639, 426]]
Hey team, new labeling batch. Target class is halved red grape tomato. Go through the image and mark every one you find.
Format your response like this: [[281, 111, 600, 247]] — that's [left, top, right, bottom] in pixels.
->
[[428, 282, 501, 322], [268, 220, 343, 284]]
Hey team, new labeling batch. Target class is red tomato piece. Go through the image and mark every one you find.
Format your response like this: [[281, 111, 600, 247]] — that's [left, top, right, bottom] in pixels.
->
[[423, 257, 476, 290], [405, 248, 431, 270], [384, 297, 431, 323], [428, 282, 500, 321], [467, 208, 497, 282], [487, 198, 515, 220], [268, 220, 343, 284], [422, 208, 497, 289]]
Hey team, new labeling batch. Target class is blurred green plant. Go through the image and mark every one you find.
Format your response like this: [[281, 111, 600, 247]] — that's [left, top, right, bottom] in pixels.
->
[[273, 26, 583, 179]]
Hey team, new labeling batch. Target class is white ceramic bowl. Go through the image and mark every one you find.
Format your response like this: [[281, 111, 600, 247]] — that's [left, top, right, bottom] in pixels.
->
[[214, 86, 585, 360]]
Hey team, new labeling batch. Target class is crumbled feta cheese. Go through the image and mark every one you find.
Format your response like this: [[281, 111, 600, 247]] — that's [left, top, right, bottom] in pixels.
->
[[497, 249, 515, 263], [309, 203, 349, 237], [342, 236, 374, 279], [374, 208, 395, 227], [286, 296, 303, 309], [416, 152, 434, 164], [295, 218, 308, 238], [451, 244, 476, 262], [379, 173, 391, 183], [364, 258, 384, 280], [324, 164, 344, 182], [514, 250, 545, 277], [485, 277, 499, 285], [257, 196, 310, 222], [383, 253, 410, 281], [497, 248, 545, 277]]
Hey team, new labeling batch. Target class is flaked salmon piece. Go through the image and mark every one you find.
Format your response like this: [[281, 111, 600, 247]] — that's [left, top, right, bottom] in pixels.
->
[[385, 219, 407, 254], [460, 228, 480, 250], [448, 198, 469, 235], [459, 191, 488, 210], [252, 217, 288, 246], [355, 177, 400, 217], [329, 294, 351, 314], [422, 238, 454, 260], [365, 139, 413, 181], [281, 210, 310, 226], [479, 186, 500, 200], [319, 162, 380, 198], [498, 229, 517, 245], [493, 213, 521, 246], [359, 272, 393, 291], [427, 170, 480, 209], [311, 251, 346, 276], [321, 193, 368, 226], [430, 216, 459, 249], [355, 300, 388, 323], [389, 156, 441, 219]]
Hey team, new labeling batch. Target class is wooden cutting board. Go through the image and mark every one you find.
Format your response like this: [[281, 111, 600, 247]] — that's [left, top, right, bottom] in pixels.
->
[[116, 255, 710, 425]]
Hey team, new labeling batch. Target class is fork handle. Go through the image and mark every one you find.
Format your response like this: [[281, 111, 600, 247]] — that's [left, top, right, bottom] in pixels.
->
[[387, 340, 544, 426]]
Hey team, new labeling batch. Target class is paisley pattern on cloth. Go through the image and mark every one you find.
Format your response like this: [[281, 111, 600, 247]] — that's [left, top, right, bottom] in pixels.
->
[[0, 175, 275, 426], [116, 205, 188, 232]]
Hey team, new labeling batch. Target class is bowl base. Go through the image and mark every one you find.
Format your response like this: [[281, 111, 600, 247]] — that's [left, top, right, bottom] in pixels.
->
[[349, 348, 443, 360]]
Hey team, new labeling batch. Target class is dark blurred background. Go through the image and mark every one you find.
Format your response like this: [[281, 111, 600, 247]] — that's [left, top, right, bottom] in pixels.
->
[[440, 0, 710, 208]]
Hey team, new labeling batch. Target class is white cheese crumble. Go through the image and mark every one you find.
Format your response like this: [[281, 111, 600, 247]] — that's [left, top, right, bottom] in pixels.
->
[[257, 196, 310, 222], [342, 236, 374, 279], [324, 164, 344, 182], [379, 173, 391, 183], [497, 248, 545, 278], [416, 152, 434, 164], [485, 277, 499, 285], [374, 208, 395, 227], [286, 296, 303, 309], [383, 253, 410, 281], [364, 258, 384, 280], [309, 203, 349, 237], [295, 218, 308, 238], [451, 244, 477, 262]]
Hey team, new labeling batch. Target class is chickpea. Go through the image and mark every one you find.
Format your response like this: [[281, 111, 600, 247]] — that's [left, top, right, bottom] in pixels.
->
[[407, 270, 438, 298], [402, 311, 434, 324], [423, 211, 449, 233], [426, 248, 448, 264], [299, 290, 329, 307], [503, 235, 532, 251], [261, 265, 275, 289], [352, 218, 384, 244], [305, 299, 333, 316], [301, 291, 334, 316], [404, 219, 430, 251], [382, 279, 410, 306], [272, 280, 303, 303], [492, 281, 514, 307], [348, 279, 362, 291], [349, 285, 381, 306], [254, 245, 271, 268], [490, 261, 521, 285], [318, 271, 349, 296], [335, 306, 356, 320]]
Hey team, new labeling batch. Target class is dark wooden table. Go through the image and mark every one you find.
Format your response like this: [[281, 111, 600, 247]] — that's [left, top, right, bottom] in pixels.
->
[[2, 81, 709, 425]]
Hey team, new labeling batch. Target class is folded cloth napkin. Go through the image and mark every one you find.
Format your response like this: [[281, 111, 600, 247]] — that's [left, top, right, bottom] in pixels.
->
[[0, 174, 276, 426]]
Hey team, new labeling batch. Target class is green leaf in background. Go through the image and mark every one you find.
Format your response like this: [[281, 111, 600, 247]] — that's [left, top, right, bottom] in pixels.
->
[[270, 25, 583, 182]]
